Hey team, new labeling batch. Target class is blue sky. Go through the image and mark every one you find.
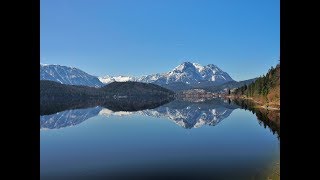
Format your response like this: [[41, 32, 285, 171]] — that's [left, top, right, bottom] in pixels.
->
[[41, 0, 279, 81]]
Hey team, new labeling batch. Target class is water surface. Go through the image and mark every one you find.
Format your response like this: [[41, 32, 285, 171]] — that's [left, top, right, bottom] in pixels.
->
[[40, 99, 280, 180]]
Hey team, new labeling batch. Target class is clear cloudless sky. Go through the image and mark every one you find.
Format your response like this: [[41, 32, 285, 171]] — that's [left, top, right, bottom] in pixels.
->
[[41, 0, 279, 81]]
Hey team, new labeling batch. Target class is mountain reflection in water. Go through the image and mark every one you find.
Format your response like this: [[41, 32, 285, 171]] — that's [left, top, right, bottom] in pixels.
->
[[40, 106, 103, 130], [40, 98, 279, 136]]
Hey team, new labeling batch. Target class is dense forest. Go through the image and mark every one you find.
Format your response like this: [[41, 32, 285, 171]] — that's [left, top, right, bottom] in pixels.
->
[[232, 63, 280, 107], [101, 81, 174, 98], [41, 80, 174, 98]]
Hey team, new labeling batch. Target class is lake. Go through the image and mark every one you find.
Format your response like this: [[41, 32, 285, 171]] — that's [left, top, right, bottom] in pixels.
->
[[40, 99, 280, 180]]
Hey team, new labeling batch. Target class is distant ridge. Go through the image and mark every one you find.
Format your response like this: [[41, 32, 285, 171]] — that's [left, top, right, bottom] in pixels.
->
[[99, 62, 234, 86]]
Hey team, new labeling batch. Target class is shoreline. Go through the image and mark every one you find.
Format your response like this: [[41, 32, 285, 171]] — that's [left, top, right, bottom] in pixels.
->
[[224, 95, 280, 111]]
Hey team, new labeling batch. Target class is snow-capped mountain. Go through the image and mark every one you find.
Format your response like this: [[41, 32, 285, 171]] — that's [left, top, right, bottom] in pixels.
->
[[144, 62, 234, 85], [98, 62, 234, 86], [40, 64, 104, 87], [98, 75, 136, 84], [136, 73, 163, 83]]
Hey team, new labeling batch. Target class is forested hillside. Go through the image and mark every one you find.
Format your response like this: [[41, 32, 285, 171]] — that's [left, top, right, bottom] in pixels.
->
[[232, 64, 280, 107], [41, 80, 174, 103], [40, 80, 175, 114], [101, 81, 174, 98]]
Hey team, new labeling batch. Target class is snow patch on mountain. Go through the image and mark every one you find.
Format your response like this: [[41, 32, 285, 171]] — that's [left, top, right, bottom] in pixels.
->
[[98, 75, 136, 84]]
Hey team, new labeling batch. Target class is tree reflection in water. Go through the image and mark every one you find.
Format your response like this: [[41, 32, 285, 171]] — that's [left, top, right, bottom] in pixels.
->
[[232, 98, 280, 139]]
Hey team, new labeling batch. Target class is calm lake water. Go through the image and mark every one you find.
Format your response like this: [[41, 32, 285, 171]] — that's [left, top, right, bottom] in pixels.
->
[[40, 99, 280, 180]]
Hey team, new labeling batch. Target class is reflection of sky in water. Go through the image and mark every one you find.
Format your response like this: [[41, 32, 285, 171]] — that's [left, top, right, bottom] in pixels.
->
[[41, 106, 279, 179]]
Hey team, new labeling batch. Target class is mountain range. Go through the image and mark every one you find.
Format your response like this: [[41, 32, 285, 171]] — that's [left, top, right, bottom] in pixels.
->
[[40, 62, 256, 92], [99, 62, 234, 86]]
